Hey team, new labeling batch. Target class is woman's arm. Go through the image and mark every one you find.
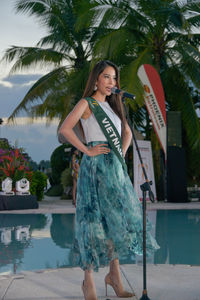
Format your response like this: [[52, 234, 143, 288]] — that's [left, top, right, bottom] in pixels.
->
[[58, 99, 110, 157], [122, 121, 132, 157], [59, 99, 90, 154]]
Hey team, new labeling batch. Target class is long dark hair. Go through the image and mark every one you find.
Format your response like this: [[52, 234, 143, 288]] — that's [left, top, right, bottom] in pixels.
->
[[83, 60, 126, 127]]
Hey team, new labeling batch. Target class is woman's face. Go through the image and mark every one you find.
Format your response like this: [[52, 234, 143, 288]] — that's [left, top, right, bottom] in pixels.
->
[[96, 66, 117, 96]]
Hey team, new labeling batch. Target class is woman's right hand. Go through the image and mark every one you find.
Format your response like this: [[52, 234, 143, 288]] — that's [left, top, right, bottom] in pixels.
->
[[87, 144, 110, 157]]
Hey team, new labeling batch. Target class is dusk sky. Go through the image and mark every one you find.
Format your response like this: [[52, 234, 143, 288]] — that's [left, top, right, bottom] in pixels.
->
[[0, 0, 61, 163]]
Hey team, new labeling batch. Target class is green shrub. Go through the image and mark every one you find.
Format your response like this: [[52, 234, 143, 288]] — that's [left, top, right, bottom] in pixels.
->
[[0, 138, 11, 150], [60, 168, 73, 199], [30, 171, 48, 201], [61, 168, 73, 188], [50, 144, 71, 185], [45, 184, 63, 196]]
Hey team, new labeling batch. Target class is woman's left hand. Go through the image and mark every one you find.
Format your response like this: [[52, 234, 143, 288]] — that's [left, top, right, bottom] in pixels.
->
[[87, 144, 110, 157]]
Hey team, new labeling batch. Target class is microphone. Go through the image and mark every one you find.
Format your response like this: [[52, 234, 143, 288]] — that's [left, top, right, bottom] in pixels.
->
[[111, 87, 135, 99]]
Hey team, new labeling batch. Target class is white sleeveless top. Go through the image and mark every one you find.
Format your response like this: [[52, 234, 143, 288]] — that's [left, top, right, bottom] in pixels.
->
[[81, 101, 121, 143]]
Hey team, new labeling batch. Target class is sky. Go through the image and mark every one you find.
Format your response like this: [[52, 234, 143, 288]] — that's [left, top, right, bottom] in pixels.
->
[[0, 0, 60, 163]]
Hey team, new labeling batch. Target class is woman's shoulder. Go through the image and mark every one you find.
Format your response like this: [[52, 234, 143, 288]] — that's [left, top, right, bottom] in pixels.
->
[[78, 98, 89, 105], [73, 98, 89, 112], [78, 98, 92, 120]]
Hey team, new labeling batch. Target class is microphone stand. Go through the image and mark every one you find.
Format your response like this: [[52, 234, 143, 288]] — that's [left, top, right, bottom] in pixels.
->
[[121, 95, 154, 300]]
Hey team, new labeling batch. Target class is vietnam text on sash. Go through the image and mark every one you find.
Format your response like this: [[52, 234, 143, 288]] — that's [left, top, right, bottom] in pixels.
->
[[102, 117, 123, 157]]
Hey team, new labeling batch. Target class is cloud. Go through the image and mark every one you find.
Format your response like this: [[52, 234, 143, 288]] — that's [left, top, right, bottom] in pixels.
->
[[0, 79, 13, 88], [4, 117, 59, 126], [0, 0, 47, 78], [0, 74, 42, 88], [0, 2, 61, 163], [0, 73, 43, 117]]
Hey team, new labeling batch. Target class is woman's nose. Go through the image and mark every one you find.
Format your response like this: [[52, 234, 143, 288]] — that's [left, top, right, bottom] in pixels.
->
[[109, 77, 115, 85]]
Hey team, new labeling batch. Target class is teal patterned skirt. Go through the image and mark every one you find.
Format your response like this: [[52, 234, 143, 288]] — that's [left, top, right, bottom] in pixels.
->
[[75, 141, 159, 271]]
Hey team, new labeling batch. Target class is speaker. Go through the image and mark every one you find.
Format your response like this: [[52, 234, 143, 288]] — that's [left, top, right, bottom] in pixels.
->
[[167, 111, 182, 147], [167, 146, 188, 202]]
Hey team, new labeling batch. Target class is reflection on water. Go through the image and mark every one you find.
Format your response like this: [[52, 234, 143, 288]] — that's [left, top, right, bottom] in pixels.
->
[[155, 210, 200, 265], [0, 214, 47, 274], [0, 210, 200, 274], [50, 214, 75, 249]]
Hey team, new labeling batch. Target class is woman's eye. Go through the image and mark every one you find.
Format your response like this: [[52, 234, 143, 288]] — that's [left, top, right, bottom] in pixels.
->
[[104, 75, 116, 80]]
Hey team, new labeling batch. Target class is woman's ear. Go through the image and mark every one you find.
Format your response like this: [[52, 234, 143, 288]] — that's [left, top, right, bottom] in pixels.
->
[[94, 82, 97, 91]]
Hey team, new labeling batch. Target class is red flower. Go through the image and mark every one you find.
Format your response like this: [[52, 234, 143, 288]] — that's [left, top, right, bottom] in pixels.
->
[[0, 148, 33, 184], [0, 156, 13, 162], [0, 167, 10, 177], [18, 165, 25, 171], [15, 149, 19, 159]]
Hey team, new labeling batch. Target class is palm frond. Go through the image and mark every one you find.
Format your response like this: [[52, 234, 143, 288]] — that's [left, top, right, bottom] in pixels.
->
[[15, 0, 51, 17], [176, 42, 200, 89], [120, 49, 154, 109], [28, 92, 72, 122], [187, 14, 200, 28], [2, 46, 66, 74], [75, 0, 99, 30], [182, 1, 200, 14], [93, 27, 135, 60], [7, 66, 68, 123], [36, 34, 76, 57], [162, 66, 200, 149]]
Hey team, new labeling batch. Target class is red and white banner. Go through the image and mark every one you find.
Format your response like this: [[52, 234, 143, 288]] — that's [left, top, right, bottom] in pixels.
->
[[137, 64, 167, 156]]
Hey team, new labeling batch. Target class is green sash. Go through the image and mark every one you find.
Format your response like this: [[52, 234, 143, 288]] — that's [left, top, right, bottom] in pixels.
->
[[85, 97, 127, 171]]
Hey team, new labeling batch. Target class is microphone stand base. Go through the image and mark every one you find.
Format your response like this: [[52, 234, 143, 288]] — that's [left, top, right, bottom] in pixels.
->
[[140, 292, 151, 300], [140, 290, 151, 300]]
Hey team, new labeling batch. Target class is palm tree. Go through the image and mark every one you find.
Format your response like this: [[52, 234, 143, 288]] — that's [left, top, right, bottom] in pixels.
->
[[1, 0, 96, 126], [89, 0, 200, 150]]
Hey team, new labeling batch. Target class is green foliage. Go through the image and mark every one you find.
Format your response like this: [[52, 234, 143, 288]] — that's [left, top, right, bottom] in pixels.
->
[[92, 0, 200, 150], [45, 184, 63, 196], [2, 0, 95, 125], [60, 167, 73, 199], [186, 147, 200, 185], [50, 144, 71, 185], [30, 170, 48, 201], [0, 148, 33, 187], [61, 167, 73, 188], [2, 0, 200, 188], [38, 159, 51, 171], [90, 0, 200, 187], [0, 139, 11, 150]]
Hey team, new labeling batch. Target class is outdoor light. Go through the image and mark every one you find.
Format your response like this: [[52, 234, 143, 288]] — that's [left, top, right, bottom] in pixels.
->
[[0, 177, 14, 195], [15, 225, 30, 242], [0, 228, 14, 245], [15, 178, 30, 195]]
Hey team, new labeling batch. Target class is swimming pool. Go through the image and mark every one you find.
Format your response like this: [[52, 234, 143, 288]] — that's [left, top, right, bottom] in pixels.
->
[[0, 210, 199, 274]]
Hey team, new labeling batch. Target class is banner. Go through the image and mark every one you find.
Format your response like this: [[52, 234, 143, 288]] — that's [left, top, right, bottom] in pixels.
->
[[133, 140, 157, 201], [137, 64, 167, 156]]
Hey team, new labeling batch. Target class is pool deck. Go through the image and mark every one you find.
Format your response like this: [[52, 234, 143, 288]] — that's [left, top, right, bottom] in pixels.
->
[[0, 196, 200, 214], [0, 197, 200, 300]]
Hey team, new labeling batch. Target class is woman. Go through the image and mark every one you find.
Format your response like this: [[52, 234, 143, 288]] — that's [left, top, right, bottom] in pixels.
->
[[59, 60, 159, 300]]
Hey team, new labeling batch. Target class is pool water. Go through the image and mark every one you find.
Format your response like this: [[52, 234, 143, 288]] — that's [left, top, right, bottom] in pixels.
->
[[0, 210, 199, 274]]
